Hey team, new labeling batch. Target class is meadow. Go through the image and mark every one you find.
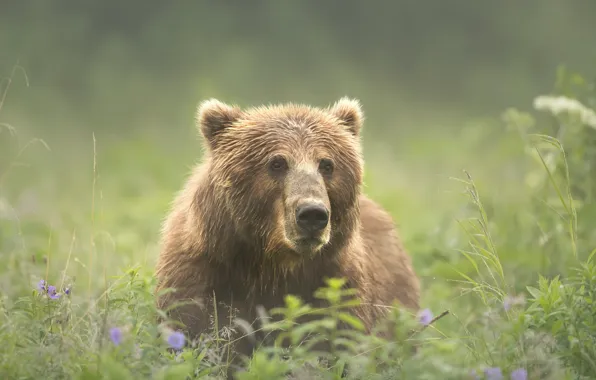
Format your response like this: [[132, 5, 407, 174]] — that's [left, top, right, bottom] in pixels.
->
[[1, 65, 595, 380]]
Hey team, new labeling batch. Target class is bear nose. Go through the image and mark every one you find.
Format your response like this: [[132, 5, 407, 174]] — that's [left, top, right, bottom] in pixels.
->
[[296, 203, 329, 233]]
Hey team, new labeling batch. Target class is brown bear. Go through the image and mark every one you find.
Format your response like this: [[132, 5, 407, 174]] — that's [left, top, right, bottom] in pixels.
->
[[154, 97, 420, 373]]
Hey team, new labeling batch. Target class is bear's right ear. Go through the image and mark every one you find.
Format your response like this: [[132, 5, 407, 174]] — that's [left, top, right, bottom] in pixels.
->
[[196, 99, 242, 150]]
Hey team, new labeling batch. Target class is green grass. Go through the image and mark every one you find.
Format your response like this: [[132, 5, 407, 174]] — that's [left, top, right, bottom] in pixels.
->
[[1, 66, 595, 379]]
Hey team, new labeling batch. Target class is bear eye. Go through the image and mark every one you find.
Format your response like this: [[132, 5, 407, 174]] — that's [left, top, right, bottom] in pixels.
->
[[269, 156, 288, 173], [319, 158, 334, 176]]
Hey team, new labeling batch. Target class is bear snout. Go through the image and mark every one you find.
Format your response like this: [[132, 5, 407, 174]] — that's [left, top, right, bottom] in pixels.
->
[[295, 202, 329, 234]]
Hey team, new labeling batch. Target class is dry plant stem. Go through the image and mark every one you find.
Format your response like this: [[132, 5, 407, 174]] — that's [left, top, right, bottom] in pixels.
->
[[411, 310, 450, 337]]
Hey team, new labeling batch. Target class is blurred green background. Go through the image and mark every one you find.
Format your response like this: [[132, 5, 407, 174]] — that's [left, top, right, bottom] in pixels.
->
[[1, 1, 595, 305]]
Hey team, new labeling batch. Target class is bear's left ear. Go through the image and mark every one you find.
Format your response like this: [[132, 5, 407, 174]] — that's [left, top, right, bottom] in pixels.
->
[[328, 97, 364, 137], [196, 98, 243, 150]]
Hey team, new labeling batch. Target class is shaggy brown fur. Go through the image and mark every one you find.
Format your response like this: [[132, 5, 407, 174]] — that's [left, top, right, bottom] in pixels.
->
[[154, 97, 420, 373]]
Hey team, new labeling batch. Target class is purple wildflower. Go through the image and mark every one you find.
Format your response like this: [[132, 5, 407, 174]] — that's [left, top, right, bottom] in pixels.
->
[[503, 294, 525, 311], [110, 327, 122, 346], [417, 308, 433, 326], [37, 279, 46, 293], [167, 331, 185, 350], [510, 368, 527, 380], [64, 287, 71, 296], [503, 296, 512, 311], [484, 367, 503, 380], [47, 285, 61, 299]]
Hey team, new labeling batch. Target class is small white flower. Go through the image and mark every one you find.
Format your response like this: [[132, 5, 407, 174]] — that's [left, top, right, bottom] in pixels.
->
[[533, 95, 596, 129]]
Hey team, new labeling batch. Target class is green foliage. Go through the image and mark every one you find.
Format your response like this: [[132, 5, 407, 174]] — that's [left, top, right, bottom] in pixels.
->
[[525, 251, 596, 377], [496, 69, 596, 283]]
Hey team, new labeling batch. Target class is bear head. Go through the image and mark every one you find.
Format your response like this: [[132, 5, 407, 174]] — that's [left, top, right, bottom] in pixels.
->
[[196, 97, 365, 267]]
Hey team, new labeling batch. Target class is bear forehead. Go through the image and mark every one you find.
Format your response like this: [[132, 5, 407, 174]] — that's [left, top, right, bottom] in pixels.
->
[[230, 105, 351, 140], [224, 124, 353, 161]]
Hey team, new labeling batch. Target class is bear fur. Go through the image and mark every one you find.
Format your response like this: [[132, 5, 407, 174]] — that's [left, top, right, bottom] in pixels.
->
[[154, 97, 420, 371]]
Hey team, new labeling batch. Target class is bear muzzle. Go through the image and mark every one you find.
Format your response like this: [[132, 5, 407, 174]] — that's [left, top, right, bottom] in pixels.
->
[[292, 200, 331, 251], [296, 202, 329, 234]]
